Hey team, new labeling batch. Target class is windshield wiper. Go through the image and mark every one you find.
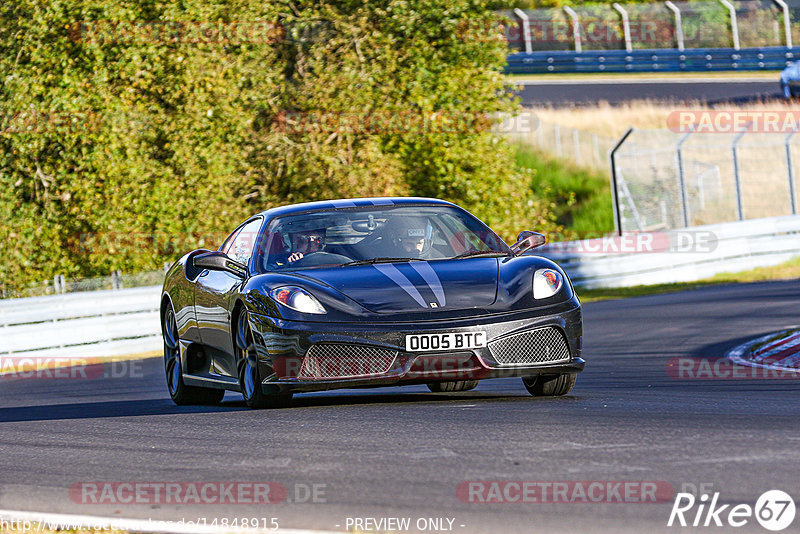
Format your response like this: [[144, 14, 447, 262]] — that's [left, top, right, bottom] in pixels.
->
[[340, 257, 424, 267], [451, 250, 507, 259]]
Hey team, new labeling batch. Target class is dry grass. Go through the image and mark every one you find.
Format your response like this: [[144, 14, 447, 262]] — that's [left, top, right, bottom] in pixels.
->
[[530, 99, 800, 139]]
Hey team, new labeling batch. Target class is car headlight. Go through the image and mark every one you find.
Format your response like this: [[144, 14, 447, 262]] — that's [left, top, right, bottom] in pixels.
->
[[269, 286, 326, 314], [533, 268, 564, 299]]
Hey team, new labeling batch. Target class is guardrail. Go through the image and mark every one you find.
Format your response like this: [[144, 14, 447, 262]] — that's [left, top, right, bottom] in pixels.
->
[[538, 215, 800, 288], [0, 286, 162, 359], [505, 46, 796, 74]]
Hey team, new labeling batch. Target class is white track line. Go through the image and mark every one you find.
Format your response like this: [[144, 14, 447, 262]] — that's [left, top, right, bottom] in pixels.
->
[[0, 509, 339, 534]]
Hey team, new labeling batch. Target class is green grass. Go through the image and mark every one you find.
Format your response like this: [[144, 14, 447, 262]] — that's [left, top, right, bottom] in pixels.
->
[[514, 142, 615, 239], [578, 257, 800, 302]]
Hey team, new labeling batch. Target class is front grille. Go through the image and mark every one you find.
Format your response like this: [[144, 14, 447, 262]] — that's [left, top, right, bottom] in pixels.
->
[[299, 344, 398, 379], [488, 327, 570, 365]]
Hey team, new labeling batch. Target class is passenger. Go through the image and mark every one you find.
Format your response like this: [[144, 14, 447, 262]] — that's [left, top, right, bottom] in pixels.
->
[[390, 216, 432, 259]]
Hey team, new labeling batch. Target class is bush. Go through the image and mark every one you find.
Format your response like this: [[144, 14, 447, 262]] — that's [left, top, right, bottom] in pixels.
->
[[1, 0, 556, 293], [514, 142, 614, 239]]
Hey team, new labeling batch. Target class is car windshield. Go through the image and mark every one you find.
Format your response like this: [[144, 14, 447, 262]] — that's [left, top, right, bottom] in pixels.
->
[[254, 205, 509, 272]]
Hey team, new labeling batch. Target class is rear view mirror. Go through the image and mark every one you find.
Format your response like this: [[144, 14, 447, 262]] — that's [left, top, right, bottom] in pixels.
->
[[510, 231, 546, 256]]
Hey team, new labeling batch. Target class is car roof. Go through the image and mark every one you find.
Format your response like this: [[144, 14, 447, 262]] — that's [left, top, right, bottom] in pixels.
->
[[256, 197, 457, 220]]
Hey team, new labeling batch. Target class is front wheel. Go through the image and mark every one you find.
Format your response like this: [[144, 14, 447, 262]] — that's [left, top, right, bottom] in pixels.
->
[[522, 373, 576, 397], [236, 310, 293, 409], [163, 305, 224, 405]]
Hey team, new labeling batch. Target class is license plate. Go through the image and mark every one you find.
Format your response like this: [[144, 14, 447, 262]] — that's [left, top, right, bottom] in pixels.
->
[[405, 332, 487, 352]]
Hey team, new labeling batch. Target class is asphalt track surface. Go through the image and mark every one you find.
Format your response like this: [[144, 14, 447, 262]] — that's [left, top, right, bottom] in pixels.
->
[[517, 79, 782, 106], [1, 280, 799, 533]]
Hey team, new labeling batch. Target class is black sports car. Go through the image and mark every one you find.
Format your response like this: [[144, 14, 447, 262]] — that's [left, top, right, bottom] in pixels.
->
[[161, 197, 584, 408]]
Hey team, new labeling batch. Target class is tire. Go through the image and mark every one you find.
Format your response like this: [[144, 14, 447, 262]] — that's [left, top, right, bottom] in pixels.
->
[[783, 82, 793, 100], [427, 380, 479, 393], [235, 309, 293, 409], [522, 373, 576, 397], [162, 305, 225, 406]]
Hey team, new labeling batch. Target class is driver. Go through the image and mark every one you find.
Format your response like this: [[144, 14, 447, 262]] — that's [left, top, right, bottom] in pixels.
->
[[390, 216, 430, 259], [286, 228, 326, 264]]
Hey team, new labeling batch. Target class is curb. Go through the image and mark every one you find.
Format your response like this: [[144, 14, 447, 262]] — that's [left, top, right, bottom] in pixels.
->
[[726, 327, 800, 373]]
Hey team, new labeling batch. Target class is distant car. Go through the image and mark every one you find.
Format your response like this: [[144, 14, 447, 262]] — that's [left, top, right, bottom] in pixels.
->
[[160, 197, 584, 408], [780, 61, 800, 99]]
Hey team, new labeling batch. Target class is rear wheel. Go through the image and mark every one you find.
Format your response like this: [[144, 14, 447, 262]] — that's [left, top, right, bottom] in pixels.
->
[[235, 309, 293, 409], [522, 373, 576, 397], [163, 305, 224, 405], [427, 380, 479, 393]]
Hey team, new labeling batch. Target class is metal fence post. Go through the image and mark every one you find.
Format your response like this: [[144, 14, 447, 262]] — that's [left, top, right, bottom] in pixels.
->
[[786, 130, 798, 215], [665, 1, 685, 51], [538, 121, 544, 147], [731, 125, 749, 221], [718, 0, 740, 50], [592, 133, 600, 164], [613, 3, 633, 53], [573, 129, 581, 164], [563, 6, 582, 53], [610, 127, 634, 236], [675, 129, 694, 228], [555, 123, 562, 157], [774, 0, 793, 49], [111, 270, 124, 290], [513, 8, 533, 54]]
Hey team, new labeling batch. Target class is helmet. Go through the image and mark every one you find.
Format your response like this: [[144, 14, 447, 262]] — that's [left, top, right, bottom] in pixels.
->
[[289, 227, 326, 252], [391, 216, 432, 256]]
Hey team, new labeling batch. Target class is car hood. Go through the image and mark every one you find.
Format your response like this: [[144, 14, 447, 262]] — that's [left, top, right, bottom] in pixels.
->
[[293, 258, 499, 313]]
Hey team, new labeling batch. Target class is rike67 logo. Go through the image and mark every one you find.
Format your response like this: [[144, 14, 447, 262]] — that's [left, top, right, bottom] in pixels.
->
[[668, 490, 796, 531]]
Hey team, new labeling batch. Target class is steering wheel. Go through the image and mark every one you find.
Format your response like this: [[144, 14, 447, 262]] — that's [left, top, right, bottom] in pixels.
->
[[291, 251, 352, 267]]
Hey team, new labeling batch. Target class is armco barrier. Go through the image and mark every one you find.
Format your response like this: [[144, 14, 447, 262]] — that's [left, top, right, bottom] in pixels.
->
[[1, 215, 798, 358], [505, 46, 797, 74], [538, 215, 800, 288], [0, 286, 161, 359]]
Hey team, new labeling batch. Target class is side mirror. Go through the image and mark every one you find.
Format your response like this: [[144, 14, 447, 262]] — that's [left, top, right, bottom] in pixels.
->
[[193, 251, 249, 279], [510, 231, 546, 256]]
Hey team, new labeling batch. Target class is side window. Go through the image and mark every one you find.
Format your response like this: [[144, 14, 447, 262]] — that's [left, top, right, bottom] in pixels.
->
[[226, 218, 263, 266], [221, 227, 243, 255]]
